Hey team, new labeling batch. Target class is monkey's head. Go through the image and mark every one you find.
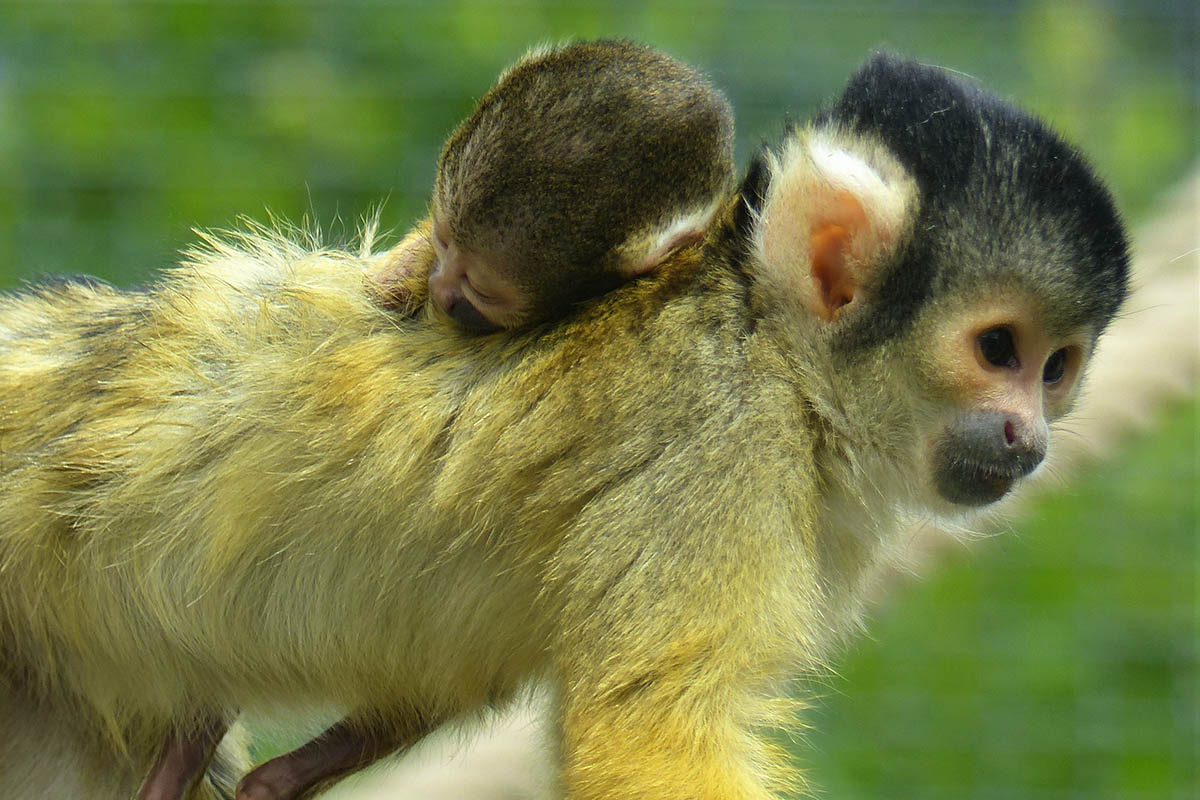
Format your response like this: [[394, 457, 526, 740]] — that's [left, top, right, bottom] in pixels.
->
[[428, 40, 735, 333], [739, 54, 1129, 511]]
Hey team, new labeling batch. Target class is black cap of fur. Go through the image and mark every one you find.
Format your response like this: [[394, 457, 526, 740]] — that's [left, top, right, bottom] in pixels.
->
[[742, 53, 1130, 352]]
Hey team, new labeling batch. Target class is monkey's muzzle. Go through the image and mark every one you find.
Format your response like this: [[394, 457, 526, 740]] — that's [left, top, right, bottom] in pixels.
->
[[931, 411, 1046, 506]]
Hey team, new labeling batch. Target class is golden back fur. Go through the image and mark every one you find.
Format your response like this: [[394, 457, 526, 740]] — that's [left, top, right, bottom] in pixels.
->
[[0, 213, 858, 797]]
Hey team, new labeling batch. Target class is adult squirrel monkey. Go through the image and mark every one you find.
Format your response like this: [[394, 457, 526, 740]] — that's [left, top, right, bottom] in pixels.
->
[[0, 54, 1127, 799]]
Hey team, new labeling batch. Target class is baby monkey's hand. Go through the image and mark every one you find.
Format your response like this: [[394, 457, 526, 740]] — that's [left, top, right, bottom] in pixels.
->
[[366, 220, 436, 317]]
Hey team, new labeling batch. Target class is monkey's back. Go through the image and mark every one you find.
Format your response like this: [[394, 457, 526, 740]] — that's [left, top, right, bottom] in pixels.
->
[[0, 236, 539, 730], [0, 227, 813, 750]]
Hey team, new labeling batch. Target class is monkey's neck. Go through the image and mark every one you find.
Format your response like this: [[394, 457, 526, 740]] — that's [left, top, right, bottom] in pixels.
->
[[787, 352, 921, 644]]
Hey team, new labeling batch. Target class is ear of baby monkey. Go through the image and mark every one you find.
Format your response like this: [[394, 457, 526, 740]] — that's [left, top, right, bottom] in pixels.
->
[[754, 129, 917, 322], [616, 197, 725, 277]]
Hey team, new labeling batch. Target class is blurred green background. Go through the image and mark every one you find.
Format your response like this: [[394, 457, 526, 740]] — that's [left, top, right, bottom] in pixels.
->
[[0, 1, 1194, 798]]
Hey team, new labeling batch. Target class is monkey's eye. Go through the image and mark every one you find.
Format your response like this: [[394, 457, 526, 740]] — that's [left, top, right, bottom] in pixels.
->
[[1042, 348, 1068, 384], [464, 278, 496, 305], [978, 327, 1018, 368]]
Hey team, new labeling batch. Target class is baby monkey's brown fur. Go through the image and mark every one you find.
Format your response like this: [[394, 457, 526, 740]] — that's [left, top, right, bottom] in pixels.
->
[[377, 40, 735, 331], [0, 55, 1127, 799]]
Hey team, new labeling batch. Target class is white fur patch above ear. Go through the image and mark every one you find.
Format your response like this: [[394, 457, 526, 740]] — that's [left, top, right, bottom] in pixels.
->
[[754, 129, 917, 321], [811, 137, 893, 208]]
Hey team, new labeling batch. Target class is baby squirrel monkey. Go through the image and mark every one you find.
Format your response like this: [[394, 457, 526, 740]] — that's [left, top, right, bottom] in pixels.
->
[[0, 55, 1128, 800], [371, 39, 735, 331], [133, 39, 735, 800]]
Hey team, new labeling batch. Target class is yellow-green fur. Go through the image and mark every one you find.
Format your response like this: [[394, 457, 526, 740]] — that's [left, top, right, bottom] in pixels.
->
[[0, 211, 850, 797], [0, 51, 1129, 800]]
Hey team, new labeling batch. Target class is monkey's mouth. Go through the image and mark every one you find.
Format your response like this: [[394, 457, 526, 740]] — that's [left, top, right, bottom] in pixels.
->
[[931, 417, 1045, 507], [933, 459, 1026, 507], [954, 464, 1014, 505]]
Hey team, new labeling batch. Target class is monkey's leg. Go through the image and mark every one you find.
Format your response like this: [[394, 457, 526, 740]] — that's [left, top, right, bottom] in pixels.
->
[[137, 717, 229, 800], [554, 494, 805, 798], [556, 595, 794, 798], [235, 714, 430, 800], [559, 679, 785, 800]]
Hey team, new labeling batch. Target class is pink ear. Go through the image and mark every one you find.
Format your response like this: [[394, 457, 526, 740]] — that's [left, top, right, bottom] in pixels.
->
[[633, 227, 705, 276], [756, 133, 915, 322], [807, 191, 869, 321], [619, 199, 723, 278]]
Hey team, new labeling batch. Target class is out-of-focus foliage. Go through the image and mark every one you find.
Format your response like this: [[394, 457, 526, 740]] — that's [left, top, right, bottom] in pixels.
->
[[0, 0, 1193, 287], [0, 2, 1194, 797], [801, 400, 1198, 800]]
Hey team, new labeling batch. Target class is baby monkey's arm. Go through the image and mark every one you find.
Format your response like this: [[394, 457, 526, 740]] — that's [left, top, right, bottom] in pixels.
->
[[366, 219, 436, 315]]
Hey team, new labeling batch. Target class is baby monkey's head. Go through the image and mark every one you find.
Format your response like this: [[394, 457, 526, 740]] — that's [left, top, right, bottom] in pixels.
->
[[429, 40, 735, 332]]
